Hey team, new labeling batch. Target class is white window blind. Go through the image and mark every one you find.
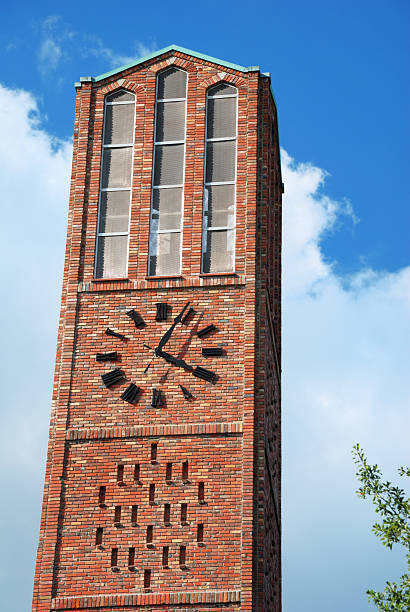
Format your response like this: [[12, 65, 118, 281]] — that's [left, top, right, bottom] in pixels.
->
[[202, 83, 237, 273], [95, 90, 135, 279], [148, 68, 187, 276]]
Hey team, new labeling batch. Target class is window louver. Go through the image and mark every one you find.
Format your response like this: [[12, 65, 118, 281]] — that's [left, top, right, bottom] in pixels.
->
[[205, 140, 236, 183], [101, 147, 133, 189], [148, 68, 187, 276], [95, 235, 128, 279], [202, 83, 237, 273], [152, 188, 182, 231], [95, 90, 135, 278], [104, 103, 134, 145], [155, 101, 185, 142], [98, 191, 130, 234], [153, 144, 184, 186], [157, 67, 187, 99], [206, 97, 236, 139]]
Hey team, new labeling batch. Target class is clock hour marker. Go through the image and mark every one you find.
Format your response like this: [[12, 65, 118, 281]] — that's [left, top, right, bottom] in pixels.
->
[[193, 366, 216, 383], [126, 309, 145, 327], [197, 324, 216, 338], [155, 303, 169, 321], [105, 328, 126, 341], [96, 351, 118, 362], [101, 368, 125, 388], [151, 388, 163, 408], [202, 347, 223, 357], [179, 384, 193, 400], [181, 307, 195, 325], [121, 383, 141, 403]]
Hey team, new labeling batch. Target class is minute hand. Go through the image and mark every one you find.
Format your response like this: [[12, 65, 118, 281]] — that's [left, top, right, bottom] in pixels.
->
[[155, 302, 190, 355]]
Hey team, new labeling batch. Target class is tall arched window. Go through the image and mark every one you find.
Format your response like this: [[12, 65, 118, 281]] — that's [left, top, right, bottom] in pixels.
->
[[148, 68, 187, 276], [95, 90, 135, 278], [202, 83, 237, 273]]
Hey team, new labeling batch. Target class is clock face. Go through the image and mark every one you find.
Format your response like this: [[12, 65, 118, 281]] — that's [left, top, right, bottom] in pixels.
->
[[96, 301, 224, 407]]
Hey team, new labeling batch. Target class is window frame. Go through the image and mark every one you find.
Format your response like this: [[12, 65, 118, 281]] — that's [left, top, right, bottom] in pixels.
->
[[94, 89, 136, 279], [148, 67, 188, 277], [201, 83, 238, 274]]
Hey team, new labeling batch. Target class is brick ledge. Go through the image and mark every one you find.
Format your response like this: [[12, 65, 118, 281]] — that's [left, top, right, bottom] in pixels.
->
[[51, 589, 241, 609], [66, 421, 243, 441], [78, 274, 247, 293]]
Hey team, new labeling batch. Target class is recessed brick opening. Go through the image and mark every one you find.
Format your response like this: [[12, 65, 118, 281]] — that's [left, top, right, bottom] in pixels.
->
[[162, 546, 169, 568], [146, 525, 153, 546], [179, 545, 187, 569], [198, 481, 205, 504], [143, 568, 151, 590], [114, 505, 121, 525], [95, 527, 103, 547], [134, 463, 141, 483], [128, 547, 135, 570], [131, 504, 138, 525], [110, 548, 118, 571], [164, 503, 171, 525], [197, 523, 204, 545], [98, 486, 106, 507], [116, 464, 124, 485], [180, 503, 188, 525]]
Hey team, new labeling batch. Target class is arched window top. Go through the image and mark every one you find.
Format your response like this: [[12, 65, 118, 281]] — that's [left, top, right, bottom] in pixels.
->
[[157, 67, 187, 100], [207, 82, 237, 98], [105, 89, 135, 103]]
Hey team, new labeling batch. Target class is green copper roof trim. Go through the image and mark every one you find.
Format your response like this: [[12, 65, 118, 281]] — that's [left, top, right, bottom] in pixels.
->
[[85, 45, 261, 83]]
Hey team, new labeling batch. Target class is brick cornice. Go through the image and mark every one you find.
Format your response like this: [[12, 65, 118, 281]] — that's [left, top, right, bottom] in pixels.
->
[[51, 589, 241, 609], [66, 421, 243, 442], [77, 274, 246, 293]]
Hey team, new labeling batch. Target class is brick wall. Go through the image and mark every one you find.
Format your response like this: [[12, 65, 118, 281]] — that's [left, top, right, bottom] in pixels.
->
[[259, 78, 282, 611], [32, 49, 282, 611]]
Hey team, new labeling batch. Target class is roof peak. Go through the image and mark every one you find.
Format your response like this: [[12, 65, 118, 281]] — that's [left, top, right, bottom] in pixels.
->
[[79, 44, 262, 83]]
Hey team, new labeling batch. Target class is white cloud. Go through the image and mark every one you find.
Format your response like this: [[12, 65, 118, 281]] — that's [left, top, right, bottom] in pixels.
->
[[281, 149, 410, 610], [0, 84, 72, 471], [0, 83, 72, 606], [36, 15, 71, 76], [0, 84, 408, 610], [38, 38, 62, 75], [84, 38, 157, 68], [35, 15, 156, 76]]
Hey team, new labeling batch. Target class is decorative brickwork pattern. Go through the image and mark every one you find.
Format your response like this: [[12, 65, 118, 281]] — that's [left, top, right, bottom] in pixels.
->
[[32, 47, 282, 612], [51, 589, 241, 609]]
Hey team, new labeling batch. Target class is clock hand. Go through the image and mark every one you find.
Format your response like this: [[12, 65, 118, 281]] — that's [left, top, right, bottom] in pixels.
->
[[155, 302, 190, 355], [156, 350, 194, 372], [157, 351, 216, 382]]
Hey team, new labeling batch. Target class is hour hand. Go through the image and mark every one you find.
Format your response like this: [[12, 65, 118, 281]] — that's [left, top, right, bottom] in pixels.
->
[[157, 350, 193, 372]]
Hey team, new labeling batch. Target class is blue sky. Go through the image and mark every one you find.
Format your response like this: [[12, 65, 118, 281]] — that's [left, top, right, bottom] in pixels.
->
[[0, 1, 409, 611]]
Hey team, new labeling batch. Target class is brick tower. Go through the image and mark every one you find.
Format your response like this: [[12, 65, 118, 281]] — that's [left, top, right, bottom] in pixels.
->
[[32, 45, 282, 612]]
